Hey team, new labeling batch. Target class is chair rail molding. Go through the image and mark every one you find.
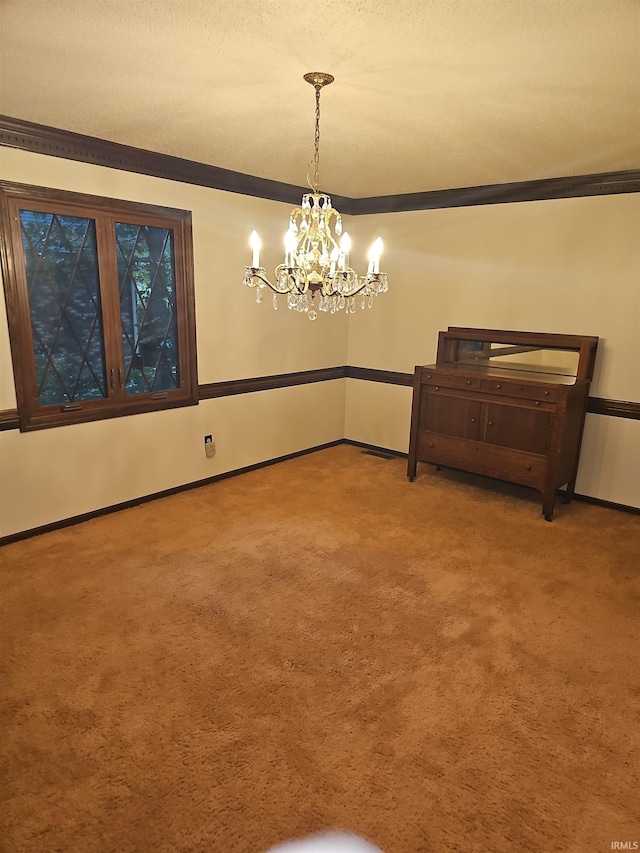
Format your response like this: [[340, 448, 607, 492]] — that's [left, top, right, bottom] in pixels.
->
[[1, 369, 638, 431]]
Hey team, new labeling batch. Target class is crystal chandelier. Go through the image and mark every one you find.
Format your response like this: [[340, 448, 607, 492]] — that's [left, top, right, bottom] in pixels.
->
[[243, 72, 388, 320]]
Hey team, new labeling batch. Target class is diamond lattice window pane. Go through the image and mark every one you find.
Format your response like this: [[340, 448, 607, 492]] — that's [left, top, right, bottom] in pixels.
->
[[115, 223, 179, 395], [20, 210, 107, 404]]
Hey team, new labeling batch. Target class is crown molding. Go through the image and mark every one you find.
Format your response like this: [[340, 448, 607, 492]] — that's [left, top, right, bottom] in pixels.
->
[[2, 116, 638, 212], [351, 171, 640, 213], [0, 114, 328, 207]]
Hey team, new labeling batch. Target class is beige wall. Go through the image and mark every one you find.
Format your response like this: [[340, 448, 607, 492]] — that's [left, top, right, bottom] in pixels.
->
[[0, 383, 346, 537], [344, 195, 640, 507], [0, 149, 347, 537], [1, 149, 638, 536]]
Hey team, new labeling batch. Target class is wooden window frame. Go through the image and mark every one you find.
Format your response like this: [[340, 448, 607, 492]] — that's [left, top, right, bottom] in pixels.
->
[[0, 181, 198, 431]]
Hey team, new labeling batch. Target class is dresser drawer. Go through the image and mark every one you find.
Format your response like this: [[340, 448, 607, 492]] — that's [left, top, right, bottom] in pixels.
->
[[480, 378, 561, 402], [417, 431, 548, 489], [421, 371, 483, 391]]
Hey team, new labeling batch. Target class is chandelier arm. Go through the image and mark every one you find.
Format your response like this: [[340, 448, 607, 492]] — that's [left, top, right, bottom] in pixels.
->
[[275, 265, 309, 294], [333, 273, 387, 299], [244, 269, 294, 295], [340, 280, 370, 298]]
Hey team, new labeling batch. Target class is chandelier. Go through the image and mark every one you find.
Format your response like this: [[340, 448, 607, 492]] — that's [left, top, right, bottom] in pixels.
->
[[243, 72, 388, 320]]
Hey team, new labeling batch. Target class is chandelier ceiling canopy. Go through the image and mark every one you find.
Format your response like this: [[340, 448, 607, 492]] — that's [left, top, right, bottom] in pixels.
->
[[243, 73, 387, 320]]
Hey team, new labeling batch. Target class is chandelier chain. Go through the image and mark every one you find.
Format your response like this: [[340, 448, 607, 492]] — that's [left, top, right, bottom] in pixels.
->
[[312, 84, 321, 193]]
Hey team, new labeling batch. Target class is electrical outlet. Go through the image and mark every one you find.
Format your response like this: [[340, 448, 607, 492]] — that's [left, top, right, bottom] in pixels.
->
[[204, 435, 216, 458]]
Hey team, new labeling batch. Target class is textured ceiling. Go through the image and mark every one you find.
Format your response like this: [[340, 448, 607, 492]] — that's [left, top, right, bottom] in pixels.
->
[[1, 0, 639, 198]]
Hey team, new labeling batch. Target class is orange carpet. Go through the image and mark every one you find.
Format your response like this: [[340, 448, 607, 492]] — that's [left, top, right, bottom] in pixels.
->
[[1, 444, 638, 852]]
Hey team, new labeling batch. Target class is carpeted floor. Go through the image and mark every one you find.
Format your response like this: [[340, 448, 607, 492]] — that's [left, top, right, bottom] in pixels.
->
[[1, 444, 638, 853]]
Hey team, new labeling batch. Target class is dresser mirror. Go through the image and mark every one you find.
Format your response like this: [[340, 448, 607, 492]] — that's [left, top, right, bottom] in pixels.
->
[[454, 339, 580, 377]]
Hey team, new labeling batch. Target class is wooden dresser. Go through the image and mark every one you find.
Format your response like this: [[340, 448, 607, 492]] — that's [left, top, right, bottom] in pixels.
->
[[407, 328, 599, 520]]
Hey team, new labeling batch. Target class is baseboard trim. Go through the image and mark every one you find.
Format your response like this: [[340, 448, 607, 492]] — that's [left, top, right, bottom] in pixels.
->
[[559, 489, 640, 515], [342, 438, 408, 458], [3, 438, 637, 545], [415, 461, 640, 516], [0, 439, 343, 546]]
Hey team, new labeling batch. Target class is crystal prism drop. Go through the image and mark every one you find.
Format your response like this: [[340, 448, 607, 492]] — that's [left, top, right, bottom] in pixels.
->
[[273, 294, 278, 310]]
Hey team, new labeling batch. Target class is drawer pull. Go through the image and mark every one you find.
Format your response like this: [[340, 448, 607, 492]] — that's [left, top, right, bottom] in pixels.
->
[[526, 464, 532, 471], [488, 421, 493, 426], [544, 390, 550, 396], [535, 400, 541, 406], [496, 384, 502, 389], [426, 374, 431, 379], [429, 442, 434, 448], [435, 386, 439, 391], [466, 380, 471, 385], [471, 418, 476, 423]]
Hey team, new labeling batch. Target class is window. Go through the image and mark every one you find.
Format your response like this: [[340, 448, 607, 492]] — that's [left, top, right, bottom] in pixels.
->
[[0, 182, 198, 430]]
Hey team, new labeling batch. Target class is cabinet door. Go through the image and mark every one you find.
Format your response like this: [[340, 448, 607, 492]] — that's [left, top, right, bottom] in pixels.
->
[[485, 403, 551, 454], [420, 390, 482, 440]]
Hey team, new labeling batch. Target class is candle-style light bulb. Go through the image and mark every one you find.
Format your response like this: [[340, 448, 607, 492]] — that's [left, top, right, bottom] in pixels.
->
[[329, 246, 339, 276], [369, 236, 383, 274], [339, 232, 351, 271], [250, 230, 261, 268], [367, 243, 376, 274], [284, 229, 297, 267]]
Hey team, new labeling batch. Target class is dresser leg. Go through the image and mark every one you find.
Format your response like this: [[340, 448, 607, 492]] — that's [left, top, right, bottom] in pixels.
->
[[563, 479, 576, 504], [542, 491, 556, 522]]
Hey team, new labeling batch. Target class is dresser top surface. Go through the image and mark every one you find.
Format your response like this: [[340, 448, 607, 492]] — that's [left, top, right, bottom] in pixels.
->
[[422, 362, 580, 385]]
